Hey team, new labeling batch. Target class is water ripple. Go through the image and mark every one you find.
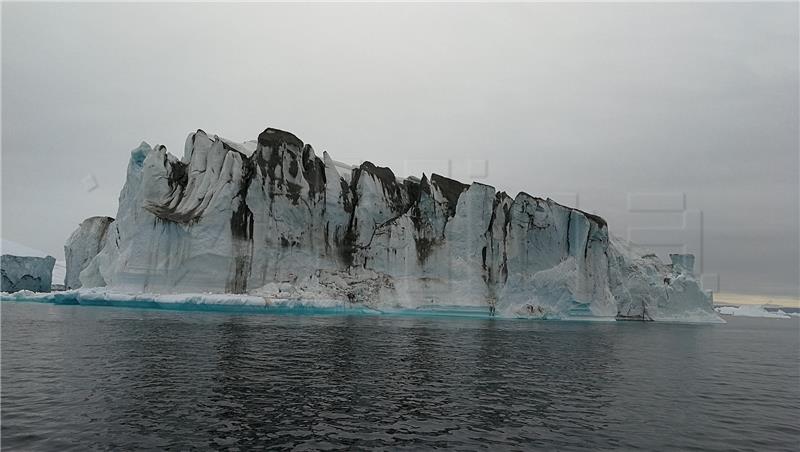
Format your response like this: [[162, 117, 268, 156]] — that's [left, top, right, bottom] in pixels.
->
[[2, 302, 798, 450]]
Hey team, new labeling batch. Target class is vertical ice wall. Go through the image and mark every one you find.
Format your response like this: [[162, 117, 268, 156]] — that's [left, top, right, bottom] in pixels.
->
[[64, 216, 114, 289], [75, 127, 717, 320]]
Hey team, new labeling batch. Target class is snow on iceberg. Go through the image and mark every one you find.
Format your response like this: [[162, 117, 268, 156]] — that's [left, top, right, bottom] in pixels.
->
[[59, 126, 721, 323]]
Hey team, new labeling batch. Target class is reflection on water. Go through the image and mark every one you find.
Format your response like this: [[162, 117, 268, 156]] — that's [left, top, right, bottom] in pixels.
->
[[2, 302, 798, 450]]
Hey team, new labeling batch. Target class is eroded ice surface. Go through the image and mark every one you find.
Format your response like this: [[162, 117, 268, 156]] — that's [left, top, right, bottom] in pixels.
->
[[64, 216, 114, 289], [1, 239, 65, 285], [62, 127, 720, 322], [1, 255, 56, 293]]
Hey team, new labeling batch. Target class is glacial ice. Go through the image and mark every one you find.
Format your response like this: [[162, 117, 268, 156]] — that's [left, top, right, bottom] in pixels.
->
[[715, 305, 792, 319], [1, 254, 56, 293], [64, 216, 114, 289], [1, 239, 65, 285], [56, 126, 721, 322], [0, 288, 378, 315]]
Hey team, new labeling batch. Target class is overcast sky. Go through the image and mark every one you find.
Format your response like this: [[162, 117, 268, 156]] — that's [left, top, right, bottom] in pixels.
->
[[2, 3, 797, 300]]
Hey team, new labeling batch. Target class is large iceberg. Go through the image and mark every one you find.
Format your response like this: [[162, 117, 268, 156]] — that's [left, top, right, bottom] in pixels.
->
[[68, 127, 720, 322]]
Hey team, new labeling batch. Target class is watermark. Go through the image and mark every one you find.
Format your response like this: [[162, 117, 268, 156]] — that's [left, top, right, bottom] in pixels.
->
[[398, 160, 719, 294], [81, 173, 98, 192]]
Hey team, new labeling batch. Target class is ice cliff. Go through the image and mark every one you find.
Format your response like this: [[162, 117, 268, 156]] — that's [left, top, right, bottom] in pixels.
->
[[64, 216, 114, 289], [1, 254, 56, 293], [71, 127, 719, 321]]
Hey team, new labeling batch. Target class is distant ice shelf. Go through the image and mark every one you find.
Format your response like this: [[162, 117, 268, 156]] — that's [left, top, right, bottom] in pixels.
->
[[1, 239, 65, 286], [715, 305, 792, 319]]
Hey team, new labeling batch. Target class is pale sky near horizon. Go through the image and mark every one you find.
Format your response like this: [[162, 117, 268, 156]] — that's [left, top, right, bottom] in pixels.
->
[[2, 2, 798, 300]]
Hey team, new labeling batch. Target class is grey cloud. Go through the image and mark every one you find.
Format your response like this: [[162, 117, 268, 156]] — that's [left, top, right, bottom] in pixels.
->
[[2, 2, 797, 297]]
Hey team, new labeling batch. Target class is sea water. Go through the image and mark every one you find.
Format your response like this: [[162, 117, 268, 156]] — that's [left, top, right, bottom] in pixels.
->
[[2, 301, 798, 450]]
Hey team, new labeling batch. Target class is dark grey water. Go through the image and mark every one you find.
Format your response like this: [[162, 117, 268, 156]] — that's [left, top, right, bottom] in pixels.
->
[[2, 302, 799, 451]]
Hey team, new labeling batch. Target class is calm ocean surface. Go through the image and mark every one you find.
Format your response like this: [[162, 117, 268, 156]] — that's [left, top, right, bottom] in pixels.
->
[[2, 301, 798, 451]]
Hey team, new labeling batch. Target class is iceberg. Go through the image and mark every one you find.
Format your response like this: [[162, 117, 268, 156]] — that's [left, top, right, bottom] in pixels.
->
[[1, 254, 56, 293], [1, 239, 65, 286], [59, 126, 720, 322], [715, 305, 792, 319], [64, 216, 114, 289]]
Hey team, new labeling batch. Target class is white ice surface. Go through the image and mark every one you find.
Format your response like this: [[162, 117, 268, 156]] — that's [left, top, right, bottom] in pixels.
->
[[715, 305, 792, 319]]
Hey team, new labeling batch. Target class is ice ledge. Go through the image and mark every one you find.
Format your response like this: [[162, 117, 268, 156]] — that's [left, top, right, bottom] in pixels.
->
[[1, 289, 724, 323], [715, 305, 791, 319]]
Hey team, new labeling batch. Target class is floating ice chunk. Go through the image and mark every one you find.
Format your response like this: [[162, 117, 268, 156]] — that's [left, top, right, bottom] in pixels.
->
[[715, 305, 791, 319]]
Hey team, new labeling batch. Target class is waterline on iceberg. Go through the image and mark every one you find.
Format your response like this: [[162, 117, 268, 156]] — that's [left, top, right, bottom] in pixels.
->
[[1, 289, 724, 323]]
